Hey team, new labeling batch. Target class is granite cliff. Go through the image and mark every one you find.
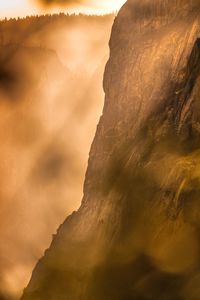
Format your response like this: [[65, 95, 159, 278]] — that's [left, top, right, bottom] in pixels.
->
[[22, 1, 200, 299]]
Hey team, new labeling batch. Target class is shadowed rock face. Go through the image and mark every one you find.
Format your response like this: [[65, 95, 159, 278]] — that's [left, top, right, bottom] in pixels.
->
[[22, 1, 200, 299]]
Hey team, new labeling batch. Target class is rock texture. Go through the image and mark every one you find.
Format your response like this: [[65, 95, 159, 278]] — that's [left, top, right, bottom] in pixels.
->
[[22, 1, 200, 299]]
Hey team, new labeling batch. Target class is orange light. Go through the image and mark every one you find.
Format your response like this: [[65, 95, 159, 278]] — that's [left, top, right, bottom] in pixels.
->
[[0, 0, 126, 19]]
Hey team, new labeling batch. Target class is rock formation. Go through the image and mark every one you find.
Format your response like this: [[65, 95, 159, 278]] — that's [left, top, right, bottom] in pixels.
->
[[22, 0, 200, 299]]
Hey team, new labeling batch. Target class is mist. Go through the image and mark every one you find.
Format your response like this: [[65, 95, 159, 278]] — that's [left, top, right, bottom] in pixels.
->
[[0, 13, 114, 299]]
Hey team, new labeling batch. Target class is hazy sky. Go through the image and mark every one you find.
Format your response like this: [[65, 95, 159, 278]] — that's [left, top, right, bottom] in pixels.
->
[[0, 0, 126, 18]]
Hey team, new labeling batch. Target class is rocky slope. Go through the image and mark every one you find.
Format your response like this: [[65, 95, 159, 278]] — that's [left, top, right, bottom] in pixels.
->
[[22, 1, 200, 299]]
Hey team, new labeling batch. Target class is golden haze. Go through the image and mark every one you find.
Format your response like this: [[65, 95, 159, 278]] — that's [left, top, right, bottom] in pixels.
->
[[0, 0, 126, 18]]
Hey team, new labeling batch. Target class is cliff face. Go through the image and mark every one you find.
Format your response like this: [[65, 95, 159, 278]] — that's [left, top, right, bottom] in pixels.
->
[[22, 1, 200, 300]]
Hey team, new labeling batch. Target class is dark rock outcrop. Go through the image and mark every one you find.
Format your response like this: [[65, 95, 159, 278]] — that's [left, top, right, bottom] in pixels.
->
[[22, 1, 200, 299]]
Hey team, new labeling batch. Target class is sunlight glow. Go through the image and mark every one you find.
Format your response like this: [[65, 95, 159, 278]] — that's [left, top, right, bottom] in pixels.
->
[[0, 0, 38, 18], [0, 0, 126, 19]]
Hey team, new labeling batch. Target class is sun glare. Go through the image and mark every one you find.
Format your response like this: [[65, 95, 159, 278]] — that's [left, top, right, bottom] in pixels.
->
[[0, 0, 126, 19], [0, 0, 38, 18], [92, 0, 126, 12]]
